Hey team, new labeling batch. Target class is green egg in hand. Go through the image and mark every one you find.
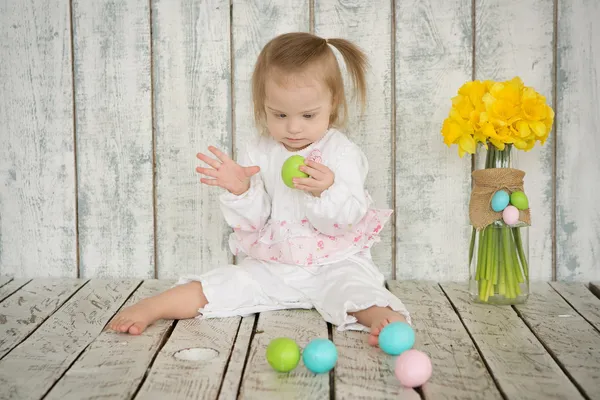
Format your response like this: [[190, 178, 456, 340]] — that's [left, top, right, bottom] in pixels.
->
[[281, 155, 309, 188]]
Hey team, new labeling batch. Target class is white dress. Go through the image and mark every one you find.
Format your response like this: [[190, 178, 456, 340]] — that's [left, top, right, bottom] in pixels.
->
[[178, 129, 410, 331]]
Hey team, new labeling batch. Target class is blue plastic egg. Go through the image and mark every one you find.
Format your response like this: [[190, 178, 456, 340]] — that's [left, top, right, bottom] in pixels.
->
[[378, 322, 415, 356], [491, 190, 510, 212], [302, 338, 338, 374]]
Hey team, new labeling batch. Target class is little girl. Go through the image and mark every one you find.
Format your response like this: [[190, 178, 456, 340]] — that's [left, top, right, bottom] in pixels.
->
[[109, 32, 410, 347]]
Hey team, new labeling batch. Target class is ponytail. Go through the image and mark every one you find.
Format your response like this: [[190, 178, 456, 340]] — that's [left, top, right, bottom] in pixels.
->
[[326, 38, 368, 115]]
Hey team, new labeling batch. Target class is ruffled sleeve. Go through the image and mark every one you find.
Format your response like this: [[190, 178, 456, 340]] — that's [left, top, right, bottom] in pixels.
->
[[219, 144, 271, 232], [304, 144, 369, 236]]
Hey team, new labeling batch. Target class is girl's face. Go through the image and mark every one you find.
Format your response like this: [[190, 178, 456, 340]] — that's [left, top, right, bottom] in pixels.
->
[[264, 72, 332, 151]]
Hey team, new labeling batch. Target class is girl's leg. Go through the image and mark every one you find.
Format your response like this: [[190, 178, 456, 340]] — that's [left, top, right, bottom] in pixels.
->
[[108, 281, 207, 335], [108, 258, 309, 336], [294, 255, 410, 347]]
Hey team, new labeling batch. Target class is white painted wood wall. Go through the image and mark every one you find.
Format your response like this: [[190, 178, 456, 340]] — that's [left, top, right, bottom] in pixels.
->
[[0, 0, 598, 281]]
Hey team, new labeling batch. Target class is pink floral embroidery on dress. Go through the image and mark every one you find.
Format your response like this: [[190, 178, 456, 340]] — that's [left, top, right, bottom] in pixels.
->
[[353, 229, 363, 243], [307, 149, 323, 164], [306, 254, 314, 265]]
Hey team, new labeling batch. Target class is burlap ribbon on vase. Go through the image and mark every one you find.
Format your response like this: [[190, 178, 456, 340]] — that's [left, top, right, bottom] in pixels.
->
[[469, 168, 531, 230]]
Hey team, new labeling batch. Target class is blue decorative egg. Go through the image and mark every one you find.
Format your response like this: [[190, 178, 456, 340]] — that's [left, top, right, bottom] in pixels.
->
[[491, 190, 510, 212], [302, 338, 338, 374], [378, 322, 415, 356]]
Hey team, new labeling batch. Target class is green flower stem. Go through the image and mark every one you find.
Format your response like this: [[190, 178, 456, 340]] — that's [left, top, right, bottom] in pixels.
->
[[485, 228, 493, 281], [502, 226, 514, 297], [513, 228, 529, 279], [492, 231, 499, 285], [475, 228, 484, 280], [498, 232, 506, 295], [489, 228, 497, 282], [511, 233, 524, 284], [469, 227, 476, 262]]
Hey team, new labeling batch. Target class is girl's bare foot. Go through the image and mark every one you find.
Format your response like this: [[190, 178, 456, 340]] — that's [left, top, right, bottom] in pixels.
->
[[107, 281, 208, 335], [350, 305, 408, 347], [108, 299, 161, 335], [368, 312, 407, 346]]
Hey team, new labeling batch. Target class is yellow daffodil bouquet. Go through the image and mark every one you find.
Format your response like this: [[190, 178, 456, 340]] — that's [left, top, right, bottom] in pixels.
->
[[441, 77, 554, 304]]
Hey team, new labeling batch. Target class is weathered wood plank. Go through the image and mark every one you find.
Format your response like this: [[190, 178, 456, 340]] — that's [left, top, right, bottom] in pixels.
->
[[0, 278, 12, 288], [44, 280, 175, 400], [218, 315, 256, 400], [314, 0, 393, 278], [232, 0, 309, 155], [73, 0, 154, 278], [153, 0, 232, 278], [0, 279, 140, 400], [0, 279, 30, 303], [239, 310, 329, 399], [514, 283, 600, 399], [135, 316, 242, 399], [549, 282, 600, 332], [0, 0, 77, 278], [332, 328, 419, 399], [441, 283, 583, 399], [590, 282, 600, 299], [556, 0, 600, 281], [389, 281, 501, 399], [395, 0, 472, 280], [474, 0, 554, 281], [0, 278, 85, 359]]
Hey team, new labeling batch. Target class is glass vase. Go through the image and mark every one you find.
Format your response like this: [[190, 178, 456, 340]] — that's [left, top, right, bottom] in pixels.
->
[[468, 144, 530, 304]]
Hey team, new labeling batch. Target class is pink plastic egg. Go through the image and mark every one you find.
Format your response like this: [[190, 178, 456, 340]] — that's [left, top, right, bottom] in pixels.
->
[[394, 349, 432, 388], [502, 205, 520, 225]]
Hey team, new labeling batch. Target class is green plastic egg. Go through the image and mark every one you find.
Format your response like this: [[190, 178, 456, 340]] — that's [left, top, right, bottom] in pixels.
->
[[281, 155, 309, 188], [510, 191, 529, 210], [266, 337, 300, 372]]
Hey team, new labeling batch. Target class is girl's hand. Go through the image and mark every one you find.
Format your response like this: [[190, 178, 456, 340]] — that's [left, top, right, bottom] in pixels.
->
[[196, 146, 260, 195], [293, 160, 334, 197]]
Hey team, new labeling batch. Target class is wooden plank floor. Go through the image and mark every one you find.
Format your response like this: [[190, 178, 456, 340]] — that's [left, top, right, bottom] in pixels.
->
[[0, 278, 598, 400]]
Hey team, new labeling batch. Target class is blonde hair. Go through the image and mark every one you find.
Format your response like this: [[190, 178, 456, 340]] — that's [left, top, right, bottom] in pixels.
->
[[252, 32, 368, 135]]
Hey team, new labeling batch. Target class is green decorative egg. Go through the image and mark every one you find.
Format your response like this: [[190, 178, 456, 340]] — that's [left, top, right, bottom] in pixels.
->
[[510, 191, 529, 210], [281, 155, 309, 188], [266, 337, 300, 372]]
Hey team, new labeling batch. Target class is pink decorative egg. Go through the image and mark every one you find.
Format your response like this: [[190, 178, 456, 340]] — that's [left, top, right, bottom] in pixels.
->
[[502, 205, 520, 225], [394, 349, 432, 388]]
